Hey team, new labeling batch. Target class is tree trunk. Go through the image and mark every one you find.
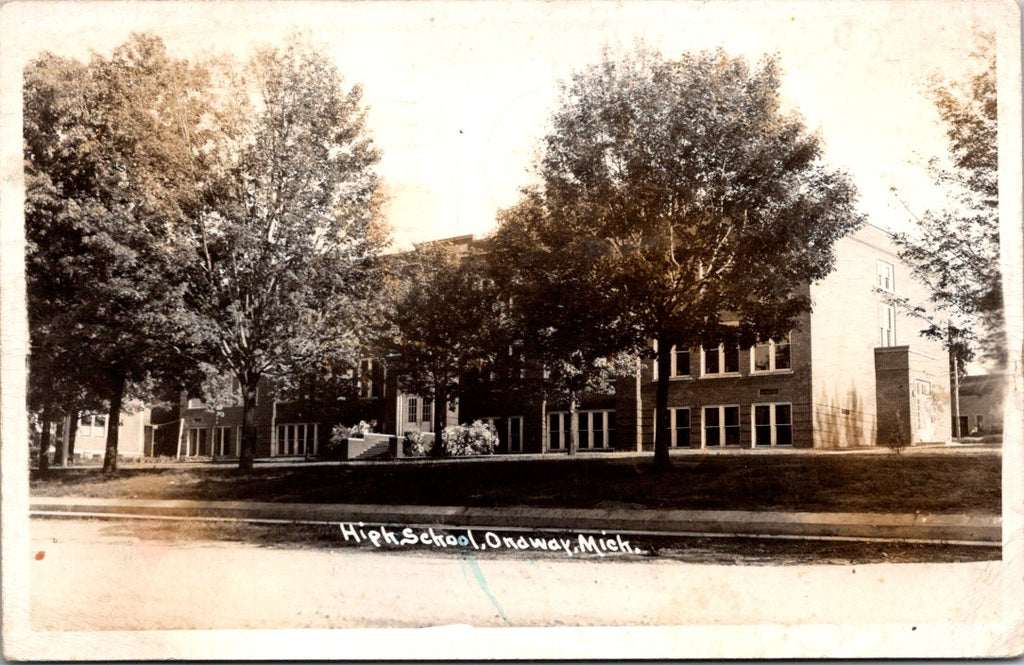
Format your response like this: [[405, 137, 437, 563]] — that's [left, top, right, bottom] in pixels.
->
[[102, 368, 127, 474], [239, 380, 258, 471], [431, 380, 447, 458], [950, 348, 961, 438], [38, 406, 52, 472], [67, 410, 78, 464], [539, 394, 548, 454], [653, 335, 673, 469], [54, 413, 67, 467], [568, 390, 579, 456]]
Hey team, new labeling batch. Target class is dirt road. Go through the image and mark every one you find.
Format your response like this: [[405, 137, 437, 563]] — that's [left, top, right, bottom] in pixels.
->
[[28, 517, 1002, 631]]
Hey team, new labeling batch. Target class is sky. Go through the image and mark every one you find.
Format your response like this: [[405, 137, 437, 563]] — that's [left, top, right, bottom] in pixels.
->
[[0, 0, 1013, 249]]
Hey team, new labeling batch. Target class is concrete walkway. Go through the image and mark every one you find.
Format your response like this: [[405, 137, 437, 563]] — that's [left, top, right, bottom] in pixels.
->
[[30, 496, 1001, 545], [37, 440, 1001, 472]]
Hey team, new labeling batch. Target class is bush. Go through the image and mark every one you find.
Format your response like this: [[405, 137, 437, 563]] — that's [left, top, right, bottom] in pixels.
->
[[441, 421, 499, 456], [327, 420, 378, 456], [403, 430, 433, 457]]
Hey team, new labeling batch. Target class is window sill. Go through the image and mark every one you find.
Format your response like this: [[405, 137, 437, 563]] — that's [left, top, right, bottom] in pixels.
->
[[699, 373, 742, 379], [651, 376, 693, 382], [750, 369, 795, 376]]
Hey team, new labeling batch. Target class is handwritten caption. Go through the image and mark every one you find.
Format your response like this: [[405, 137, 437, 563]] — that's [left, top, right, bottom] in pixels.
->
[[338, 522, 640, 557]]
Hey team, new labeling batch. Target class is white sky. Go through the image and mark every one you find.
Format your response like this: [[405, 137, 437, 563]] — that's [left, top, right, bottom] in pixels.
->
[[0, 1, 1013, 249]]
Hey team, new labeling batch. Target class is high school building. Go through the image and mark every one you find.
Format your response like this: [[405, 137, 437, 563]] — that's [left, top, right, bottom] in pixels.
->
[[614, 224, 952, 451], [140, 222, 954, 460]]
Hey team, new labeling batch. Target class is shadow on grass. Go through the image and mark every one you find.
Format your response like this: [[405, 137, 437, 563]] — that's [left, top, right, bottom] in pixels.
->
[[31, 453, 1001, 514]]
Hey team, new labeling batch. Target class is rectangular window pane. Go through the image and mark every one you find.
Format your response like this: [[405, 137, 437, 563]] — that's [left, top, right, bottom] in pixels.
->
[[754, 343, 771, 371], [724, 346, 739, 373], [408, 398, 418, 423], [754, 405, 771, 446], [704, 407, 720, 446], [724, 406, 740, 445], [704, 346, 719, 374], [549, 413, 560, 449], [593, 420, 604, 447], [579, 412, 590, 448], [776, 404, 793, 446], [510, 417, 522, 451], [775, 338, 791, 370], [674, 347, 690, 376], [674, 408, 690, 447]]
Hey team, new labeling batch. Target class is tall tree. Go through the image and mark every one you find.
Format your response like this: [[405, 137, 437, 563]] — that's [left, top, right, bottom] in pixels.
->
[[381, 243, 498, 456], [24, 35, 209, 473], [490, 193, 639, 455], [179, 38, 384, 470], [892, 33, 1001, 369], [524, 47, 861, 468]]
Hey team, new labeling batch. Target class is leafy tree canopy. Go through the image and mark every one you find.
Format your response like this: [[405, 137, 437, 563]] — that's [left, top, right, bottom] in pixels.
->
[[504, 46, 862, 466], [24, 34, 212, 471], [176, 36, 387, 468], [892, 32, 1001, 366]]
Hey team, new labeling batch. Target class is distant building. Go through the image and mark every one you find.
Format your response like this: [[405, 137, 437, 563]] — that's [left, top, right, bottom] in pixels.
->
[[957, 373, 1007, 436], [55, 404, 152, 461]]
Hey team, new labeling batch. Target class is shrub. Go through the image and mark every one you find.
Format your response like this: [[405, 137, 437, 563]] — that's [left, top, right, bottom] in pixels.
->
[[441, 421, 499, 456], [403, 430, 434, 457]]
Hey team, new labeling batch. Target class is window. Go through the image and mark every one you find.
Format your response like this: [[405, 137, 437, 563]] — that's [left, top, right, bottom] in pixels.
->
[[187, 397, 205, 409], [672, 407, 691, 447], [359, 359, 377, 399], [652, 342, 691, 380], [422, 400, 432, 424], [753, 403, 792, 446], [408, 397, 418, 423], [549, 411, 614, 449], [591, 412, 605, 448], [879, 303, 896, 347], [508, 416, 523, 452], [975, 415, 985, 432], [582, 410, 615, 449], [703, 405, 740, 446], [752, 334, 792, 373], [213, 426, 237, 456], [186, 427, 209, 456], [702, 344, 740, 376], [276, 423, 317, 456], [877, 260, 895, 293], [673, 347, 691, 377], [549, 412, 564, 450], [78, 414, 108, 438]]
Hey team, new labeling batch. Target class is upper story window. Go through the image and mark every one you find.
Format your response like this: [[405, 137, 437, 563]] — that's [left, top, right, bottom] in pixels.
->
[[702, 344, 740, 376], [359, 358, 378, 399], [672, 347, 691, 377], [879, 303, 896, 347], [407, 397, 418, 423], [187, 397, 205, 409], [651, 341, 691, 380], [751, 334, 792, 373], [877, 260, 895, 293]]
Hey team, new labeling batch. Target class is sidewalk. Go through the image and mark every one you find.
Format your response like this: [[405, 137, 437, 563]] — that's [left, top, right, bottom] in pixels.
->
[[29, 496, 1002, 545], [36, 440, 1002, 472]]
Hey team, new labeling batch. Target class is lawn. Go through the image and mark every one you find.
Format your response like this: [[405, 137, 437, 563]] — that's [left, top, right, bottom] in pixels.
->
[[30, 452, 1000, 514]]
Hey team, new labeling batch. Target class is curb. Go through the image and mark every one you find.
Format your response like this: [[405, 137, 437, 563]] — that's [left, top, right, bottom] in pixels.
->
[[30, 497, 1002, 545]]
